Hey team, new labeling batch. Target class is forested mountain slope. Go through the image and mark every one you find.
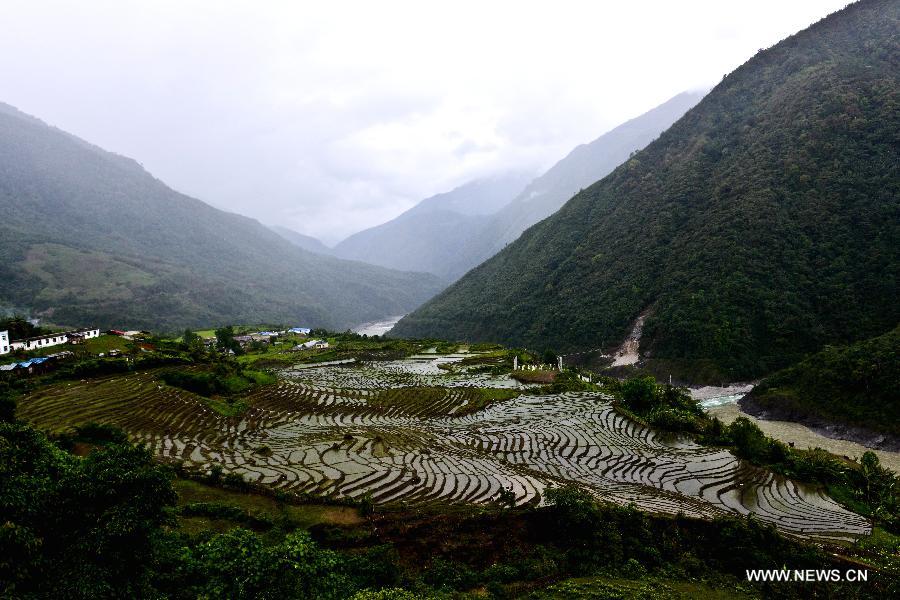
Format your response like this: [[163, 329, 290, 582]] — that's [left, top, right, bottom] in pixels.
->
[[333, 94, 702, 282], [0, 103, 444, 331], [331, 173, 532, 280], [741, 325, 899, 446], [445, 91, 705, 275], [393, 0, 900, 378]]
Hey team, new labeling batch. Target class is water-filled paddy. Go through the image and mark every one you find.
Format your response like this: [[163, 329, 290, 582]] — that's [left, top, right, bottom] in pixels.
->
[[18, 355, 869, 542]]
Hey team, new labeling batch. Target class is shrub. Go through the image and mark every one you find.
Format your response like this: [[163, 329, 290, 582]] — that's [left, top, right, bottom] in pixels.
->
[[223, 471, 250, 491]]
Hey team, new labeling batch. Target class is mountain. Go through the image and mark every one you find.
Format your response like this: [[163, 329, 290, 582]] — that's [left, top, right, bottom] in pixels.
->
[[269, 225, 333, 255], [331, 172, 533, 280], [333, 94, 703, 283], [740, 325, 899, 449], [392, 0, 900, 379], [445, 91, 706, 275], [0, 102, 444, 332]]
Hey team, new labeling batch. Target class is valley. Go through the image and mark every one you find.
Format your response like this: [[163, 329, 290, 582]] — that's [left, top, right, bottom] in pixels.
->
[[2, 0, 898, 596], [17, 348, 872, 542]]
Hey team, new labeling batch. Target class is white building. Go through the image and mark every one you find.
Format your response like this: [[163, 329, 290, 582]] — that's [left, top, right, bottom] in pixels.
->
[[0, 331, 9, 355], [9, 328, 100, 352], [296, 339, 329, 350]]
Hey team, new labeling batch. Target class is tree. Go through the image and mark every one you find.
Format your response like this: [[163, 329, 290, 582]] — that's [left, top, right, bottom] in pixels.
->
[[0, 422, 176, 597], [542, 350, 558, 365], [182, 328, 203, 352], [620, 376, 658, 413], [215, 326, 242, 355], [0, 316, 45, 341], [727, 418, 771, 461], [184, 529, 352, 599]]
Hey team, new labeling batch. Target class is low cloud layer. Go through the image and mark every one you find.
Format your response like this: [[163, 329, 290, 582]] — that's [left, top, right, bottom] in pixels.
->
[[0, 1, 849, 243]]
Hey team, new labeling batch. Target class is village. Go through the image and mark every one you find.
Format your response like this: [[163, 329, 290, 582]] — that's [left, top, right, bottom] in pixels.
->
[[0, 323, 328, 377]]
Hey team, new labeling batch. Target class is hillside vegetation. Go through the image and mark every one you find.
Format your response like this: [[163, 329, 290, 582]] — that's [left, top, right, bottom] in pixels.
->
[[333, 94, 702, 282], [393, 0, 900, 378], [444, 91, 705, 278], [0, 103, 443, 331], [743, 325, 900, 442]]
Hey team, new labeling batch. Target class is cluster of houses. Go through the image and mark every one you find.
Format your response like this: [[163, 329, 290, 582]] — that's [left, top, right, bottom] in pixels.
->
[[0, 351, 75, 376], [0, 323, 330, 373], [227, 327, 329, 351], [0, 327, 101, 376], [0, 328, 100, 355]]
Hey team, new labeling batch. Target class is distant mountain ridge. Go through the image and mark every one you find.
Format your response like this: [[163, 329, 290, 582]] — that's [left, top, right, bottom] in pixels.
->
[[269, 226, 333, 256], [332, 172, 533, 280], [393, 0, 900, 379], [333, 92, 703, 282], [446, 91, 706, 274], [0, 102, 444, 331]]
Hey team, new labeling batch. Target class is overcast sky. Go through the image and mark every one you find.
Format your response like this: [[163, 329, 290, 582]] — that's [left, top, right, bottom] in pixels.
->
[[1, 0, 849, 243]]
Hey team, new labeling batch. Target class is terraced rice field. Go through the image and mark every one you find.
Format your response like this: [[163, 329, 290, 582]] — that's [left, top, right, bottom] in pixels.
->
[[18, 355, 870, 542]]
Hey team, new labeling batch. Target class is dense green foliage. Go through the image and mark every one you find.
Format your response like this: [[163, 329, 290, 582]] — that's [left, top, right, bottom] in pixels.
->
[[0, 102, 443, 331], [0, 316, 47, 340], [745, 325, 900, 438], [618, 376, 706, 432], [160, 362, 274, 399], [394, 0, 900, 378], [0, 422, 176, 598]]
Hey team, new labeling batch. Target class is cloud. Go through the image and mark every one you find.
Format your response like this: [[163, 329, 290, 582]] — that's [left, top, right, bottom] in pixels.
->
[[0, 0, 850, 243]]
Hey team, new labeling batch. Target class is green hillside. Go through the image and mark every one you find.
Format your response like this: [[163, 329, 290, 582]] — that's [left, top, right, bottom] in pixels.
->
[[0, 103, 444, 332], [393, 0, 900, 378], [742, 325, 899, 443], [444, 91, 704, 279]]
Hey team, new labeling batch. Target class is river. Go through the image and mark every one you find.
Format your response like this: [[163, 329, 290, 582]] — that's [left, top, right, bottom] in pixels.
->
[[692, 385, 900, 473], [352, 315, 404, 337]]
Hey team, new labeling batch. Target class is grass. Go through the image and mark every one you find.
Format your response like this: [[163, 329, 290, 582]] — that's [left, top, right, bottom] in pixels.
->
[[462, 388, 521, 415], [511, 370, 558, 384], [80, 334, 132, 355], [855, 527, 900, 572], [162, 367, 274, 417], [204, 397, 250, 417], [531, 576, 756, 599], [371, 386, 447, 409], [172, 478, 363, 537]]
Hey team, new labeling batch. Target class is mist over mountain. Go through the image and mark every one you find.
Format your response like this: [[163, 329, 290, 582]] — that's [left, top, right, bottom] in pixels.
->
[[269, 226, 333, 256], [333, 93, 703, 282], [0, 102, 444, 331], [331, 172, 532, 280], [445, 91, 706, 275], [393, 0, 900, 379]]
